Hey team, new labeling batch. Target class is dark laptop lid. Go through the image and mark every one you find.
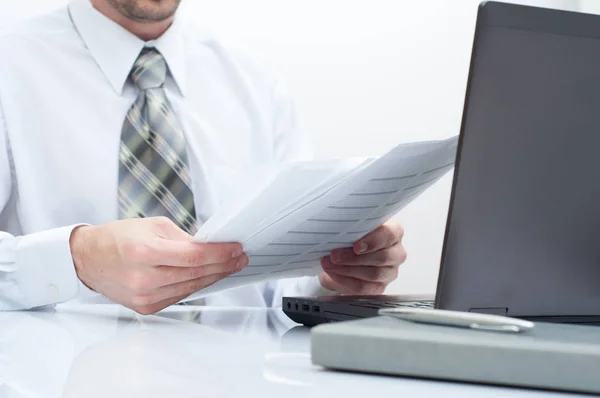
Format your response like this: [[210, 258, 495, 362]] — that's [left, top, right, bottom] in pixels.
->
[[437, 2, 600, 318]]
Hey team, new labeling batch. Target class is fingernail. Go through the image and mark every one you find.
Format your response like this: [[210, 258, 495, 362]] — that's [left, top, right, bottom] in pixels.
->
[[231, 249, 242, 259], [357, 242, 368, 254], [236, 256, 248, 270]]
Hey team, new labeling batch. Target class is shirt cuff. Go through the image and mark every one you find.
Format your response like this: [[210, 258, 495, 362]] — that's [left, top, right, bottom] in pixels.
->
[[14, 225, 86, 308]]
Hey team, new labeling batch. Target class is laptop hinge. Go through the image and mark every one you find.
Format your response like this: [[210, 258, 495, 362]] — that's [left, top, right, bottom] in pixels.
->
[[469, 307, 508, 316]]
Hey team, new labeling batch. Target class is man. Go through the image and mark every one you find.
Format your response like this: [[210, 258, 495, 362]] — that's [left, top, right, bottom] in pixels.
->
[[0, 0, 407, 314]]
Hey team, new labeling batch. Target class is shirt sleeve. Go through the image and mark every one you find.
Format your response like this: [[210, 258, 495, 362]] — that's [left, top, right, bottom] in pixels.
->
[[271, 72, 315, 163], [0, 99, 88, 311], [262, 72, 340, 307]]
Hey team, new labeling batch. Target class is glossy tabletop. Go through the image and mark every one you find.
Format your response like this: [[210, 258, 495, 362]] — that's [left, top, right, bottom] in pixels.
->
[[0, 305, 583, 397]]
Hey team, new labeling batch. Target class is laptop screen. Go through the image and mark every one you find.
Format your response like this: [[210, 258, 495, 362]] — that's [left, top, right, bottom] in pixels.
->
[[438, 2, 600, 317]]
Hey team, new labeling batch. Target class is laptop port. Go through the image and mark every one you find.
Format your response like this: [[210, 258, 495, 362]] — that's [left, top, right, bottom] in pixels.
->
[[313, 305, 321, 313], [302, 304, 310, 312]]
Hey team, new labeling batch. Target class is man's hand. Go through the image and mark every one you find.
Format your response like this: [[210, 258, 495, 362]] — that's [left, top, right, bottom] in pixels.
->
[[69, 217, 247, 315], [319, 222, 406, 295]]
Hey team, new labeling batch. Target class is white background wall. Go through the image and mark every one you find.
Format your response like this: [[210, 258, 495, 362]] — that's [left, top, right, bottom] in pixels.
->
[[1, 0, 582, 294], [579, 0, 600, 13]]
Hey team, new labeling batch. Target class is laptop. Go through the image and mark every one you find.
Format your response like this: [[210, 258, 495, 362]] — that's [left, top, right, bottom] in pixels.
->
[[284, 1, 600, 327]]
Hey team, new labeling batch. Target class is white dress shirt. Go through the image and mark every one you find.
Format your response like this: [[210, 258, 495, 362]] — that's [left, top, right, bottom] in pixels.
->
[[0, 0, 332, 311]]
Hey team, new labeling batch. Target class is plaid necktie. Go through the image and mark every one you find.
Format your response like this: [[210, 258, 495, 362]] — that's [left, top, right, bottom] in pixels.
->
[[118, 48, 197, 235]]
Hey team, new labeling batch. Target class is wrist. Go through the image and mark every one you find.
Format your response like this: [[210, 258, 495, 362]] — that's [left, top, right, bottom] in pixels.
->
[[69, 225, 93, 289]]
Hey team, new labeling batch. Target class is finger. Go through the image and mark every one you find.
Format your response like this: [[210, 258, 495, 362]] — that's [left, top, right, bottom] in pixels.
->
[[155, 255, 249, 287], [329, 244, 407, 267], [147, 239, 244, 267], [90, 279, 188, 316], [323, 271, 387, 295], [354, 223, 404, 254], [115, 253, 247, 294], [322, 257, 398, 283], [136, 270, 235, 306], [132, 293, 191, 315]]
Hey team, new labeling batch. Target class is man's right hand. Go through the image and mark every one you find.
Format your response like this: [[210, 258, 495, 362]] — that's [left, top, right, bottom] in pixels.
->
[[69, 217, 247, 315]]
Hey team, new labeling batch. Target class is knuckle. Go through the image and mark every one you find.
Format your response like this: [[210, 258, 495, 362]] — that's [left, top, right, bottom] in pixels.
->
[[189, 266, 208, 279], [399, 247, 408, 264], [230, 255, 247, 271], [186, 253, 199, 267], [226, 257, 239, 270], [219, 248, 238, 264], [186, 248, 206, 267], [134, 305, 156, 316], [217, 247, 232, 263], [395, 223, 405, 239], [386, 230, 398, 247], [331, 266, 349, 277], [377, 250, 392, 265], [216, 244, 239, 264], [154, 216, 173, 227], [372, 268, 387, 282], [373, 282, 387, 294]]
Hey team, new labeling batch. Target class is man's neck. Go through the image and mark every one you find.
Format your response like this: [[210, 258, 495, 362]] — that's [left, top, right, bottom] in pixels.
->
[[90, 0, 172, 41]]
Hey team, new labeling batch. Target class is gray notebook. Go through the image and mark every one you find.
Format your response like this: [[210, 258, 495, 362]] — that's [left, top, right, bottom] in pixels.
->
[[311, 316, 600, 394]]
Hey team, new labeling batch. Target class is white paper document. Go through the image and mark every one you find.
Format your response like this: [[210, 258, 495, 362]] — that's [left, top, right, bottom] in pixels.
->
[[190, 135, 459, 297]]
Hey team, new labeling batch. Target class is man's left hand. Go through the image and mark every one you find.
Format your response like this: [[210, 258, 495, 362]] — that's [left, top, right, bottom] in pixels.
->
[[319, 222, 406, 295]]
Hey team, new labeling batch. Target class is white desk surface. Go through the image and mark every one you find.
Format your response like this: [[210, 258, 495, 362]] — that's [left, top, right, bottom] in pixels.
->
[[0, 305, 582, 398]]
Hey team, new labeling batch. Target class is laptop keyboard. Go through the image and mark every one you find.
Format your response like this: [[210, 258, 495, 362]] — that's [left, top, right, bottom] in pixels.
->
[[358, 300, 434, 309]]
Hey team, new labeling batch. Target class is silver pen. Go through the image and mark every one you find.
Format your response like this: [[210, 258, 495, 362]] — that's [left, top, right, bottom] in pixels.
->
[[379, 308, 535, 333]]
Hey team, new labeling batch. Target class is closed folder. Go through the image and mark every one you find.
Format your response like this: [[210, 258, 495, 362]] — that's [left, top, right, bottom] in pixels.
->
[[310, 315, 600, 394]]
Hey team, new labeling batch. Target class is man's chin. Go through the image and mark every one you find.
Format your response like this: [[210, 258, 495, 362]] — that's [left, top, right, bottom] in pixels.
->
[[107, 0, 182, 23]]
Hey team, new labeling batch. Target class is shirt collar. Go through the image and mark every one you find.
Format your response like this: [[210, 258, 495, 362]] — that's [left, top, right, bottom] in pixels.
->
[[68, 0, 187, 96]]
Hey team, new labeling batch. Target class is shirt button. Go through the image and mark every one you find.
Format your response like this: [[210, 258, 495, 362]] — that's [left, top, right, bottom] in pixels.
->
[[47, 284, 59, 297]]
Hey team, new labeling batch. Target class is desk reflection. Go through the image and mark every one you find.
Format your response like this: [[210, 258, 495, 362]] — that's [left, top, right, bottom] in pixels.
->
[[0, 306, 307, 398], [0, 306, 566, 398]]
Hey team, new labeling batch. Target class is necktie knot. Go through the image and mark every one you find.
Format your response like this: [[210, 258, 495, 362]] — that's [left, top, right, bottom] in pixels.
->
[[130, 48, 167, 90]]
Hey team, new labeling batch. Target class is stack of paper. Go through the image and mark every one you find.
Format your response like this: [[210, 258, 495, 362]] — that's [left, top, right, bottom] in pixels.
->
[[191, 135, 459, 296]]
